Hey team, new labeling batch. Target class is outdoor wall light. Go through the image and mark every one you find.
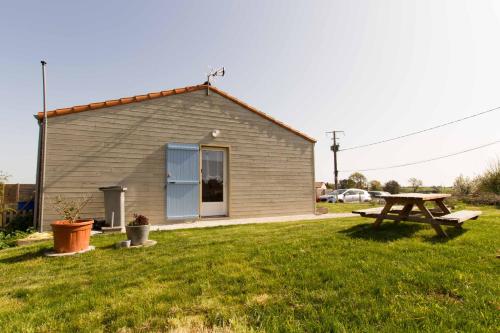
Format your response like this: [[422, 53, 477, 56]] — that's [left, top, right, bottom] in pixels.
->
[[211, 129, 221, 138]]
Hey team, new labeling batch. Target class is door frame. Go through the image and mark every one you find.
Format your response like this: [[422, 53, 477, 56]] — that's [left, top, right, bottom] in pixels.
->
[[199, 144, 231, 218]]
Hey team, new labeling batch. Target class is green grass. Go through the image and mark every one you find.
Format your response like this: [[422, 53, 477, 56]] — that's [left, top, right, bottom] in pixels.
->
[[0, 206, 498, 332], [316, 201, 378, 213]]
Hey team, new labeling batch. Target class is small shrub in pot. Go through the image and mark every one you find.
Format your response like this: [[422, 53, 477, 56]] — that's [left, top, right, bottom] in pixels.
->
[[51, 194, 93, 253], [126, 214, 150, 246]]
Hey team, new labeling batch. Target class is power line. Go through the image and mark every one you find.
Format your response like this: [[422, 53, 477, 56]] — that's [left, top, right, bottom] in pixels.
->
[[340, 106, 500, 151], [340, 140, 499, 173]]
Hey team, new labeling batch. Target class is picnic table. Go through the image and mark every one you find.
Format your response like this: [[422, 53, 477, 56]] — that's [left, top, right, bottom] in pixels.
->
[[352, 193, 481, 237]]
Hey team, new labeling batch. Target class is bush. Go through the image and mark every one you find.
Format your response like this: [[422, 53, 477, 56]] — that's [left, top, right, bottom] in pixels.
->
[[339, 179, 355, 189], [454, 193, 500, 207], [451, 159, 500, 206], [453, 175, 476, 195], [0, 230, 33, 249], [369, 180, 382, 191], [348, 172, 368, 189], [52, 194, 93, 223], [383, 180, 401, 194], [476, 159, 500, 195], [1, 215, 35, 250], [5, 214, 34, 233], [129, 214, 149, 226]]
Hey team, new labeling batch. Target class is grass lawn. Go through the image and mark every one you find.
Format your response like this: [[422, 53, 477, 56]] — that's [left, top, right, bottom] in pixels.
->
[[0, 205, 498, 332], [316, 201, 378, 213]]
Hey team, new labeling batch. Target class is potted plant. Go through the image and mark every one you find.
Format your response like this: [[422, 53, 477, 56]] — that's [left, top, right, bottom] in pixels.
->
[[51, 194, 93, 253], [126, 214, 150, 246]]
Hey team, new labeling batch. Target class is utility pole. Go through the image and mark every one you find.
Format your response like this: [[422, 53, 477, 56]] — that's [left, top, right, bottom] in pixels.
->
[[326, 130, 344, 190]]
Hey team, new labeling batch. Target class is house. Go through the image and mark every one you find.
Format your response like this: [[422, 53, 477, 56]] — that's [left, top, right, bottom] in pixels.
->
[[315, 182, 327, 199], [34, 84, 316, 231]]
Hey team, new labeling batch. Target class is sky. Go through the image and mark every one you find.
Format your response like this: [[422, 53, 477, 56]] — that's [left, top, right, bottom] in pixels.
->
[[1, 0, 499, 187]]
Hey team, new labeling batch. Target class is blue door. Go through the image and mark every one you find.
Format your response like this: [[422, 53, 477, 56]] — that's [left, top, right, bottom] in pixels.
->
[[166, 143, 200, 219]]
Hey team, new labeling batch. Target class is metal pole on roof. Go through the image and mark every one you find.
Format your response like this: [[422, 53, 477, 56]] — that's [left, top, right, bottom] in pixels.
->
[[206, 73, 210, 96], [34, 61, 47, 231]]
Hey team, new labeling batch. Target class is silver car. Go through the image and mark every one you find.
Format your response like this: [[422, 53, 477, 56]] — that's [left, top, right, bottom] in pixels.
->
[[333, 189, 372, 203], [319, 189, 347, 203]]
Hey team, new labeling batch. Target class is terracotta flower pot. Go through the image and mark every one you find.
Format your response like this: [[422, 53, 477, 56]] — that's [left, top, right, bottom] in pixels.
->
[[51, 220, 94, 253]]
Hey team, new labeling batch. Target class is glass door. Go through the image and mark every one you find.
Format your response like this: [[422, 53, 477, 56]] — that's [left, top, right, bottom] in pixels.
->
[[200, 147, 228, 216]]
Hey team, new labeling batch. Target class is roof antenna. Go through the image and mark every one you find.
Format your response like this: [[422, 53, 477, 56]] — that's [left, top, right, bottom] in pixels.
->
[[205, 66, 225, 95]]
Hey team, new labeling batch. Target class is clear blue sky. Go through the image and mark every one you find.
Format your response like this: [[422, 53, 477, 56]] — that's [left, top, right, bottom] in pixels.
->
[[1, 0, 499, 186]]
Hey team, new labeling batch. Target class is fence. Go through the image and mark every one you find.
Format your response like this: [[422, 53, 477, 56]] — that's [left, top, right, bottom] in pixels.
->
[[1, 183, 35, 228]]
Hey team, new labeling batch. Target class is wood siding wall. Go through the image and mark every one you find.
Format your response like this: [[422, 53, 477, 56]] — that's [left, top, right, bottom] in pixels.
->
[[41, 90, 315, 230]]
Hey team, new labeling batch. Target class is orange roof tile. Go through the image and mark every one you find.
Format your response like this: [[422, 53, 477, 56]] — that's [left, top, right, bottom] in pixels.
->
[[36, 84, 316, 143]]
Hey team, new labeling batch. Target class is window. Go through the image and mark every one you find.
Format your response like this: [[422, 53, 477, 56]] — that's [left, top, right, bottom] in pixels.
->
[[202, 150, 224, 202]]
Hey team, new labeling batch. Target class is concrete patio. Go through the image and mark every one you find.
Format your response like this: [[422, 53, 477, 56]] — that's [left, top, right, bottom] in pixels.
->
[[151, 212, 356, 231]]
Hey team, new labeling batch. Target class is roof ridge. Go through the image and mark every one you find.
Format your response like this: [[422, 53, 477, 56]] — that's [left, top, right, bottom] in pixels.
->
[[35, 84, 316, 143]]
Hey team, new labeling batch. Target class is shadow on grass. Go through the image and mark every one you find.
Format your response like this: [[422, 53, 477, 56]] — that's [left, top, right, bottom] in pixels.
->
[[97, 243, 118, 250], [339, 222, 467, 242], [422, 227, 467, 243], [0, 248, 47, 264], [339, 222, 423, 242]]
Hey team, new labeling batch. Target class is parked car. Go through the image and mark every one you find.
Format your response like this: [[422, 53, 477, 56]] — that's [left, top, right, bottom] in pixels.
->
[[339, 189, 372, 203], [319, 189, 347, 203], [368, 191, 391, 198], [320, 189, 371, 203]]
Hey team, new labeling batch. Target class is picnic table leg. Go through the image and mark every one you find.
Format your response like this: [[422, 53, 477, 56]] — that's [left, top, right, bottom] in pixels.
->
[[394, 203, 414, 225], [435, 199, 451, 214], [373, 201, 394, 229], [415, 201, 447, 237], [434, 199, 461, 229]]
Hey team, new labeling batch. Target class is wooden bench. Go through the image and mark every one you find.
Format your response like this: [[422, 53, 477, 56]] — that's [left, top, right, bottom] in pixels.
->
[[352, 206, 392, 216], [353, 206, 406, 215], [436, 210, 482, 224], [353, 206, 445, 217], [352, 205, 424, 217]]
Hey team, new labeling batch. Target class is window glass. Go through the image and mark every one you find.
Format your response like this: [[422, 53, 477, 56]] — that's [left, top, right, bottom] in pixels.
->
[[202, 150, 224, 202]]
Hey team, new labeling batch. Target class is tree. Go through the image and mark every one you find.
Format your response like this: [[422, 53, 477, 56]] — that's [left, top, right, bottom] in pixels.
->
[[408, 177, 423, 192], [476, 159, 500, 195], [453, 175, 476, 195], [348, 172, 367, 189], [369, 180, 382, 191], [383, 180, 401, 194], [339, 179, 354, 189], [431, 186, 443, 194]]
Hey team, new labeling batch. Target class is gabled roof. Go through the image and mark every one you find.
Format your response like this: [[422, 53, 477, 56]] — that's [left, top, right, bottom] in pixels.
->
[[36, 84, 316, 143]]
